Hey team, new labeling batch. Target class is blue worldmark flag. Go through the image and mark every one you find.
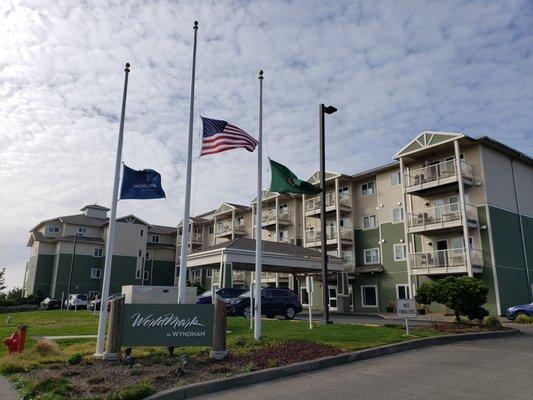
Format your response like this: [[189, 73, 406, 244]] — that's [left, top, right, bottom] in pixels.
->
[[120, 164, 166, 200]]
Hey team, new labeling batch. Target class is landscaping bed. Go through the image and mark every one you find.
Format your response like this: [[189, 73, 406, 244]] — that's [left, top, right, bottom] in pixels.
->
[[0, 310, 507, 400]]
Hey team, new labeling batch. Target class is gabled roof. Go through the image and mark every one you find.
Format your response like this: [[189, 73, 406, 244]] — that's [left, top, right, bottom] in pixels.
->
[[213, 202, 250, 216], [148, 224, 177, 235], [394, 131, 464, 159], [250, 189, 280, 204], [114, 214, 151, 227], [307, 170, 349, 185], [80, 204, 110, 211]]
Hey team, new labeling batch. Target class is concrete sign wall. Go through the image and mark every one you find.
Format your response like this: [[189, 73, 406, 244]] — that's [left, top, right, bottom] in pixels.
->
[[120, 304, 214, 346]]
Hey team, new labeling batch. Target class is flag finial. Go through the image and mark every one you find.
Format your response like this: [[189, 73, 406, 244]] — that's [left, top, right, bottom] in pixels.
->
[[124, 63, 130, 72], [194, 21, 198, 29]]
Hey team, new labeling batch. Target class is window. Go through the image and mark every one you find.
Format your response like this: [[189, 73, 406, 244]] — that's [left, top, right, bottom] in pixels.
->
[[396, 284, 410, 300], [90, 268, 101, 279], [392, 207, 404, 223], [279, 230, 289, 241], [301, 287, 309, 305], [146, 252, 150, 261], [140, 229, 144, 237], [390, 171, 402, 186], [364, 248, 380, 264], [205, 269, 212, 278], [78, 227, 87, 235], [361, 181, 375, 196], [362, 215, 377, 229], [47, 226, 59, 233], [135, 270, 142, 279], [138, 249, 142, 257], [152, 235, 160, 243], [143, 271, 149, 281], [237, 216, 244, 225], [361, 285, 378, 307], [338, 186, 350, 198], [279, 203, 288, 213], [449, 196, 460, 212], [93, 248, 103, 257], [340, 217, 350, 227], [208, 226, 214, 235], [393, 243, 407, 261]]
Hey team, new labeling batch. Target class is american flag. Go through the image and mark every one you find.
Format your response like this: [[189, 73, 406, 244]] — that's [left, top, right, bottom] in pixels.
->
[[200, 116, 258, 156]]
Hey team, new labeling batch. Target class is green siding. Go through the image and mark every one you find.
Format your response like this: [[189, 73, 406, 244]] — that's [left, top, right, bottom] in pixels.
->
[[352, 274, 379, 311], [378, 223, 409, 312], [354, 228, 380, 266], [147, 260, 175, 286], [476, 206, 498, 314], [522, 215, 533, 286], [109, 255, 138, 294], [51, 254, 104, 298], [27, 254, 55, 296], [489, 206, 531, 310]]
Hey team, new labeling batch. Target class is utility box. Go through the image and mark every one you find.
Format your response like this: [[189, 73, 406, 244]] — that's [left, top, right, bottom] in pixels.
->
[[336, 294, 351, 313], [122, 286, 198, 304]]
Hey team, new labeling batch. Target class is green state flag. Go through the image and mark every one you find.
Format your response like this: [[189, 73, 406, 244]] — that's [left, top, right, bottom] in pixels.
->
[[269, 159, 322, 195]]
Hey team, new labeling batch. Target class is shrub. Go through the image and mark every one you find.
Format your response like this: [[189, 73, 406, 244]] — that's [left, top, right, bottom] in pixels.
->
[[515, 314, 533, 324], [0, 299, 15, 307], [106, 382, 155, 400], [482, 315, 503, 329], [415, 276, 489, 323], [34, 340, 61, 356], [66, 353, 83, 365]]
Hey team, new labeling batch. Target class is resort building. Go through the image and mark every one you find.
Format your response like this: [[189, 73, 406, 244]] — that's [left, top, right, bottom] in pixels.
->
[[23, 132, 533, 315]]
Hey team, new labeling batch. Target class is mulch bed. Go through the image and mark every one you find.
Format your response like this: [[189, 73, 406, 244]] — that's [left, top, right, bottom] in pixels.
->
[[419, 321, 507, 334], [18, 340, 343, 399]]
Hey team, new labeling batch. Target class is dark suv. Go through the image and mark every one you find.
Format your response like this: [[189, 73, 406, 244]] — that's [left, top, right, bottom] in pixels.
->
[[196, 288, 247, 304], [226, 287, 302, 320]]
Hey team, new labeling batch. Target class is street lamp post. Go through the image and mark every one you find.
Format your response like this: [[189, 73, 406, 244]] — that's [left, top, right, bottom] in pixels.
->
[[319, 103, 337, 325], [66, 233, 80, 309]]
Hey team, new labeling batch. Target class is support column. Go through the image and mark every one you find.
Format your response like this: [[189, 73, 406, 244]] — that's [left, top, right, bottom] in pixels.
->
[[454, 140, 473, 277], [302, 194, 307, 247], [335, 178, 341, 257], [231, 210, 236, 240], [251, 203, 255, 239], [213, 215, 218, 245], [189, 222, 194, 253], [400, 158, 415, 296], [223, 262, 233, 288], [275, 195, 280, 241]]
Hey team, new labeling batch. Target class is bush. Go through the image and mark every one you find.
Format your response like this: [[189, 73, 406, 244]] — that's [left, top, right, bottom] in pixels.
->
[[66, 353, 83, 365], [34, 340, 61, 356], [415, 276, 489, 323], [515, 314, 533, 324], [482, 315, 503, 329], [0, 299, 15, 307], [106, 382, 155, 400]]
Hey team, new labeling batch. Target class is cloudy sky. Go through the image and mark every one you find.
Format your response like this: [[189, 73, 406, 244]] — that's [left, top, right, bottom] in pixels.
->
[[1, 0, 532, 289]]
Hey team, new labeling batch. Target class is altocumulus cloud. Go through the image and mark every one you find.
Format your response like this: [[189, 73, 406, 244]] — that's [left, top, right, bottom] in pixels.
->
[[0, 0, 532, 288]]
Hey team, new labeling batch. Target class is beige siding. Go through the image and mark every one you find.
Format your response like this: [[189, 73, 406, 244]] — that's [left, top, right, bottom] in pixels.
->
[[481, 145, 518, 212], [514, 160, 533, 217]]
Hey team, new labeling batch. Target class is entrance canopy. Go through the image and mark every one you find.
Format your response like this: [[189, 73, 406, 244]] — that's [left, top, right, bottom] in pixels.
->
[[186, 237, 348, 274]]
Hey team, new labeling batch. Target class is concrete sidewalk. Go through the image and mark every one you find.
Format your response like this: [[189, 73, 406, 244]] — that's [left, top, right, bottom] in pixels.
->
[[0, 376, 18, 400]]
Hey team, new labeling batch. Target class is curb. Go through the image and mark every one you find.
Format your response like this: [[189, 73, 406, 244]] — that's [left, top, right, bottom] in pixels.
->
[[147, 328, 520, 400]]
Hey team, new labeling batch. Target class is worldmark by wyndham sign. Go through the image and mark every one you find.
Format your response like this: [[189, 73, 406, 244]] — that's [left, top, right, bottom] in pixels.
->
[[120, 304, 214, 347]]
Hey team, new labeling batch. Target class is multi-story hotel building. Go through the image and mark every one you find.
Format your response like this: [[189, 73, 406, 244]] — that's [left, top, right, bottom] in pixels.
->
[[24, 132, 533, 315]]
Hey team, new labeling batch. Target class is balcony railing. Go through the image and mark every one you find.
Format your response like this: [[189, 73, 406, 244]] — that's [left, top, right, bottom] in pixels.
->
[[215, 222, 247, 237], [305, 225, 353, 244], [404, 159, 473, 191], [406, 202, 478, 232], [410, 248, 484, 274], [305, 191, 351, 214], [260, 211, 291, 226]]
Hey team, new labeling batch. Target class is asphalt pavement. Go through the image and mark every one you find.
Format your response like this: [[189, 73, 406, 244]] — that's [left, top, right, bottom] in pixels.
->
[[196, 324, 533, 400]]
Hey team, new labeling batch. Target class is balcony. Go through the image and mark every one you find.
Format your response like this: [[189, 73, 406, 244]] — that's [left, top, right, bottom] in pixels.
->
[[260, 211, 292, 228], [215, 222, 247, 238], [406, 203, 479, 234], [304, 225, 353, 247], [305, 191, 351, 216], [404, 159, 474, 194], [410, 248, 484, 275]]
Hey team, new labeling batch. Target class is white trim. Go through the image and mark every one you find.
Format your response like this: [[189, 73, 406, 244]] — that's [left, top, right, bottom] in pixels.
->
[[93, 248, 103, 258], [90, 268, 102, 279], [393, 243, 407, 261], [361, 181, 376, 197], [389, 170, 402, 187], [362, 214, 378, 230], [363, 248, 380, 265], [396, 284, 410, 300], [361, 285, 378, 308], [392, 207, 404, 224], [393, 131, 465, 159]]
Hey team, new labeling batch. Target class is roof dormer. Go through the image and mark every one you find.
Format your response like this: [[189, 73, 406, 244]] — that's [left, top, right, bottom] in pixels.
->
[[80, 204, 110, 219]]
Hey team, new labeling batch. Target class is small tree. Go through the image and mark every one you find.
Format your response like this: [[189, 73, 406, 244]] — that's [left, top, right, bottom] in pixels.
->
[[415, 276, 489, 323]]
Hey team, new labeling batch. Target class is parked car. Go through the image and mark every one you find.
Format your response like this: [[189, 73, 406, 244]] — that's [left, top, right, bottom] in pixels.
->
[[196, 288, 247, 304], [64, 294, 88, 309], [87, 293, 124, 311], [506, 302, 533, 320], [226, 287, 302, 320], [39, 298, 62, 310]]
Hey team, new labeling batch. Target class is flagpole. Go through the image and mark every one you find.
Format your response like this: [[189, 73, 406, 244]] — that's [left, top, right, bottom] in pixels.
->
[[178, 21, 198, 304], [254, 70, 263, 341], [95, 63, 130, 357]]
